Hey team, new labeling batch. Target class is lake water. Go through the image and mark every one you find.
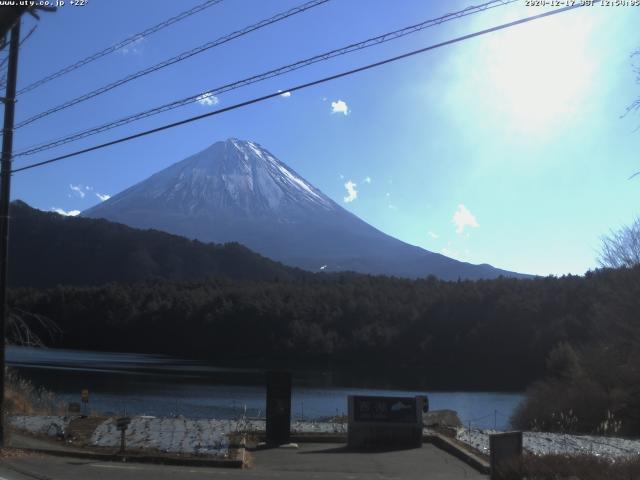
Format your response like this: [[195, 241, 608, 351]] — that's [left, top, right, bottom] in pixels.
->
[[7, 346, 523, 430]]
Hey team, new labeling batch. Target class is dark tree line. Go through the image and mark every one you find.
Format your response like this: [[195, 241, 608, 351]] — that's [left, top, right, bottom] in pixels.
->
[[9, 265, 640, 397]]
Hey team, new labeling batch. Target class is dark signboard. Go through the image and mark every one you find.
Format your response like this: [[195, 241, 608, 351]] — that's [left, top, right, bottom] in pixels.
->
[[352, 396, 417, 424], [265, 371, 291, 445]]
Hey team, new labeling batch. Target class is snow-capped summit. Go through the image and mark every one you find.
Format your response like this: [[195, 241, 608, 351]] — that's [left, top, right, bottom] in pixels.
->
[[84, 139, 529, 280], [99, 138, 334, 219]]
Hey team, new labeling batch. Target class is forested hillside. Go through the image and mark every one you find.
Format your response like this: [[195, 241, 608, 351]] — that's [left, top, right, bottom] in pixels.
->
[[9, 201, 305, 287], [10, 266, 639, 391]]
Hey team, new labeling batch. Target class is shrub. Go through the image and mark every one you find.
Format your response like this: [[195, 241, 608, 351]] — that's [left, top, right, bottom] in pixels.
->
[[496, 454, 640, 480], [511, 342, 640, 436], [4, 368, 63, 416]]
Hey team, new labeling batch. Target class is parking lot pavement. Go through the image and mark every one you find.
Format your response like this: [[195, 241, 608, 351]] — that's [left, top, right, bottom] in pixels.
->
[[0, 443, 487, 480], [250, 442, 487, 479]]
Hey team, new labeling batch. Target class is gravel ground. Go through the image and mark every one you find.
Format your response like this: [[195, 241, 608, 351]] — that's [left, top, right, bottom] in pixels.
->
[[456, 428, 640, 459]]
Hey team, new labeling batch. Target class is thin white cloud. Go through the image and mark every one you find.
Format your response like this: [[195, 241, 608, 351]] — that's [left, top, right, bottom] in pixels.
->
[[331, 99, 349, 115], [96, 192, 111, 202], [278, 90, 292, 97], [385, 192, 391, 197], [52, 207, 80, 217], [441, 241, 470, 260], [118, 35, 145, 55], [196, 92, 219, 107], [364, 176, 372, 184], [452, 204, 479, 234], [69, 184, 86, 198], [388, 204, 398, 210], [343, 180, 358, 203], [428, 231, 439, 239]]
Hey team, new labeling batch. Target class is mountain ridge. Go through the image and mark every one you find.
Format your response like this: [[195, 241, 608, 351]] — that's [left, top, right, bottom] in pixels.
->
[[83, 138, 531, 280], [8, 200, 306, 288]]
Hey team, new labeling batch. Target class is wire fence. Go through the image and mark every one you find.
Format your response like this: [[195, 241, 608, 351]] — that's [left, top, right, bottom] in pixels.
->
[[452, 408, 640, 460]]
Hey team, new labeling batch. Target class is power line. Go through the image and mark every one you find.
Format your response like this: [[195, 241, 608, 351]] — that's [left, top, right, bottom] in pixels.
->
[[0, 25, 38, 86], [12, 0, 331, 130], [12, 2, 595, 175], [14, 0, 518, 158], [16, 0, 225, 96], [0, 25, 37, 74]]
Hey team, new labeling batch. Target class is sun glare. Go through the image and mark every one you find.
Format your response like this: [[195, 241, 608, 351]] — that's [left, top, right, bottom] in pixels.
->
[[481, 12, 596, 135]]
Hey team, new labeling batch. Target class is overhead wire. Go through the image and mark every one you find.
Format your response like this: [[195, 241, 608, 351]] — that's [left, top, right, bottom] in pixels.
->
[[15, 0, 225, 96], [12, 0, 331, 130], [12, 1, 596, 175], [0, 25, 38, 86], [14, 0, 519, 158]]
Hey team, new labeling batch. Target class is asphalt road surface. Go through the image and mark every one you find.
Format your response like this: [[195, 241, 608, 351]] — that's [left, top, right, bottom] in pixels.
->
[[0, 443, 487, 479]]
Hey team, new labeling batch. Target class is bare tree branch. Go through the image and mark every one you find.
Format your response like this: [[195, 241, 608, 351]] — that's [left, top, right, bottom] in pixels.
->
[[622, 49, 640, 117], [599, 218, 640, 268], [6, 308, 60, 347]]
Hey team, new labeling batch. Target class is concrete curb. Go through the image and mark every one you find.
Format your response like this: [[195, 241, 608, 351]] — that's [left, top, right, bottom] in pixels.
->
[[244, 431, 348, 444], [291, 433, 347, 443], [424, 432, 490, 475], [9, 446, 244, 469]]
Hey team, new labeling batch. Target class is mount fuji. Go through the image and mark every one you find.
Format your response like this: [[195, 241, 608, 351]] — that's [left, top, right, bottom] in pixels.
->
[[83, 138, 528, 280]]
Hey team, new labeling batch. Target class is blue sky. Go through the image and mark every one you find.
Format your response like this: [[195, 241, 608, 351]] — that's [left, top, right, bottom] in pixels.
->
[[7, 0, 640, 276]]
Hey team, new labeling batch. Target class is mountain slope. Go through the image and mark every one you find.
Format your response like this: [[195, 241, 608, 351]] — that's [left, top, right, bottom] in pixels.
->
[[83, 138, 529, 280], [8, 200, 304, 288]]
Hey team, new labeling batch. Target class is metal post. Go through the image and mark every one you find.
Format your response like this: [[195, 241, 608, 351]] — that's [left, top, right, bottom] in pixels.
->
[[0, 19, 21, 448], [120, 428, 126, 453]]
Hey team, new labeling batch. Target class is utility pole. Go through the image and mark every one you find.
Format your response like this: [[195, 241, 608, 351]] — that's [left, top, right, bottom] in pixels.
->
[[0, 18, 21, 448]]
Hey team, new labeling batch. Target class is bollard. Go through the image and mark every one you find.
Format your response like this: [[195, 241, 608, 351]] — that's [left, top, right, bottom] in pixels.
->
[[490, 431, 523, 480]]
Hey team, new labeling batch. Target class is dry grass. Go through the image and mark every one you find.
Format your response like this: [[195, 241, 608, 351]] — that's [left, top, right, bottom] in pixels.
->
[[0, 447, 38, 458], [4, 368, 64, 416], [496, 453, 640, 480]]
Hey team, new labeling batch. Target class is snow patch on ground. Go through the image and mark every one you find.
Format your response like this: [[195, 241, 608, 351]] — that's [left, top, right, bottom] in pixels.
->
[[10, 416, 69, 438], [243, 419, 348, 434], [91, 417, 231, 456], [90, 417, 346, 455], [19, 415, 638, 460], [11, 415, 348, 456], [456, 428, 640, 459]]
